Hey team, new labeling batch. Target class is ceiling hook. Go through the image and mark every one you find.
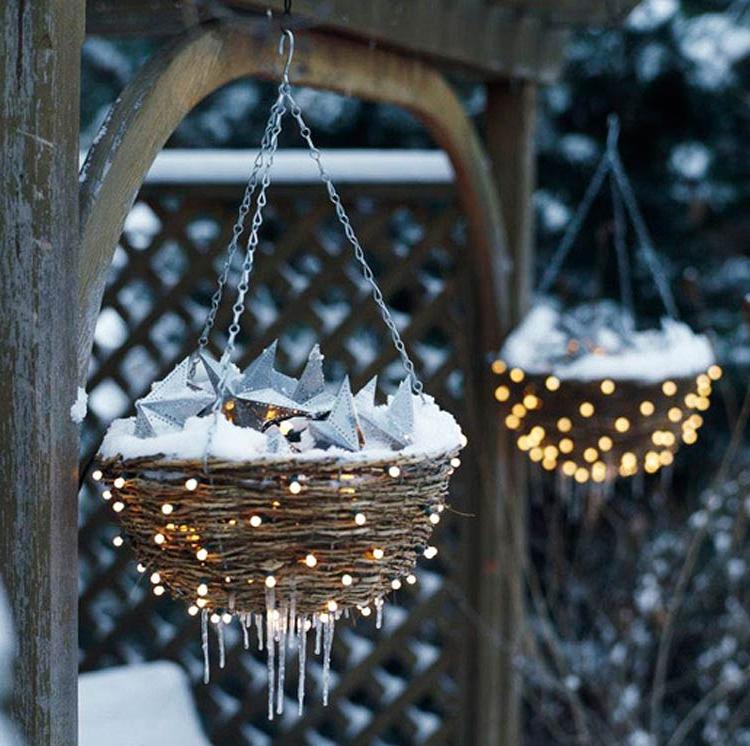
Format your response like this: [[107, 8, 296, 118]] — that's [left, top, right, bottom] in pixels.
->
[[278, 29, 295, 84]]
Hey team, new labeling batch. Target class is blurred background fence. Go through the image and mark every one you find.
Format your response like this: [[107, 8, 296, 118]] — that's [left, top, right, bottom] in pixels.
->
[[78, 150, 485, 745]]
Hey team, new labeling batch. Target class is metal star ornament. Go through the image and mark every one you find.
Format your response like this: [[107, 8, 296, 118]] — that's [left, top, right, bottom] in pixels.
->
[[135, 357, 215, 438], [357, 378, 415, 449], [293, 344, 326, 404], [308, 377, 362, 451]]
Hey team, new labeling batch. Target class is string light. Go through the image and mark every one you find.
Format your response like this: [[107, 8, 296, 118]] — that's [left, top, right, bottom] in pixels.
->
[[196, 548, 208, 561], [598, 436, 613, 452], [327, 600, 338, 612], [113, 477, 125, 489], [188, 605, 199, 616], [341, 574, 353, 586], [562, 461, 576, 477], [185, 478, 198, 491], [557, 417, 572, 433], [154, 533, 165, 545], [112, 500, 125, 513], [708, 364, 722, 380], [494, 385, 510, 402], [512, 403, 526, 418], [523, 394, 539, 410], [354, 512, 366, 526], [136, 563, 146, 573], [406, 573, 417, 584], [92, 469, 103, 482], [429, 512, 440, 525], [509, 368, 524, 383], [559, 438, 574, 454], [222, 612, 233, 624], [360, 606, 372, 617], [662, 380, 677, 396], [388, 465, 401, 478], [265, 575, 277, 588], [491, 359, 507, 374], [250, 515, 262, 527], [372, 548, 384, 560], [102, 490, 112, 500], [289, 480, 302, 494], [505, 414, 520, 429], [574, 468, 589, 484], [150, 572, 161, 584], [640, 400, 655, 416], [668, 407, 683, 423], [112, 536, 124, 547], [600, 379, 616, 395], [153, 585, 165, 596], [161, 503, 174, 515], [583, 448, 598, 463], [423, 546, 438, 559], [579, 402, 595, 417], [614, 417, 630, 433], [450, 457, 461, 468], [391, 579, 402, 590], [304, 553, 317, 568], [545, 376, 560, 391]]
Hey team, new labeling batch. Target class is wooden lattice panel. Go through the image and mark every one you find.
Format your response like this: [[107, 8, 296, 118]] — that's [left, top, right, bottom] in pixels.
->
[[79, 183, 476, 744]]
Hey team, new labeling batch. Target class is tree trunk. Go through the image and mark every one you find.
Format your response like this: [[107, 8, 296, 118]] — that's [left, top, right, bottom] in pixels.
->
[[0, 2, 84, 743]]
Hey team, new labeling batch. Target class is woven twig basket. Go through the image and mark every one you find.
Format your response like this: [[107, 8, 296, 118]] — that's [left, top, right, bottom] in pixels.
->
[[97, 449, 458, 614], [493, 362, 719, 482]]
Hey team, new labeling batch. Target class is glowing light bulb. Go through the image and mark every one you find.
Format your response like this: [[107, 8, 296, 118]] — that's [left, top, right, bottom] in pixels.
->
[[279, 421, 294, 435], [517, 435, 530, 451], [185, 478, 198, 491], [210, 613, 221, 624], [222, 612, 232, 624], [341, 574, 353, 586], [429, 513, 440, 525], [559, 438, 574, 454], [188, 605, 199, 616], [250, 515, 262, 527], [562, 461, 577, 477], [136, 563, 146, 573], [591, 462, 607, 483], [406, 573, 417, 585], [579, 402, 595, 418], [509, 368, 524, 383], [598, 436, 612, 452], [614, 417, 630, 433], [545, 376, 560, 391], [707, 364, 722, 380], [557, 417, 572, 433], [265, 575, 276, 589], [423, 546, 438, 559], [372, 548, 384, 560], [523, 394, 539, 410], [354, 512, 366, 526], [450, 457, 461, 468], [529, 447, 543, 462], [153, 585, 165, 596], [196, 548, 208, 562], [289, 480, 302, 494], [543, 445, 558, 459], [154, 533, 165, 545], [196, 583, 208, 597], [583, 448, 598, 463], [391, 579, 402, 590], [574, 467, 589, 484], [494, 385, 510, 402], [504, 414, 520, 430], [304, 553, 317, 568], [102, 490, 112, 500], [491, 359, 507, 375], [640, 401, 655, 416], [112, 501, 125, 513], [150, 572, 161, 584], [327, 600, 338, 612], [92, 469, 103, 482], [668, 407, 683, 423], [459, 433, 468, 447], [161, 503, 174, 515], [600, 379, 616, 395], [388, 465, 401, 478], [512, 404, 526, 418], [621, 452, 637, 469], [113, 477, 125, 489], [112, 536, 124, 547], [360, 606, 372, 617], [662, 380, 677, 396], [683, 429, 698, 444], [196, 597, 207, 608]]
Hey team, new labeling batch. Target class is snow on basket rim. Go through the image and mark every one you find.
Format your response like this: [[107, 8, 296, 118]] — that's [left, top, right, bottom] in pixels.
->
[[99, 393, 464, 463], [500, 300, 715, 383]]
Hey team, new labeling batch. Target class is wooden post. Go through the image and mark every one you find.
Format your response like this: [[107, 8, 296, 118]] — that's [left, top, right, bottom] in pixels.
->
[[478, 79, 538, 746], [0, 2, 84, 743]]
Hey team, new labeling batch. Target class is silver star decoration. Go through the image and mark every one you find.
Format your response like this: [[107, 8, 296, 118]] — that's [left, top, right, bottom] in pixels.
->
[[293, 344, 326, 404], [135, 357, 215, 438], [308, 377, 362, 451], [265, 425, 292, 454], [229, 341, 310, 429], [354, 376, 378, 409], [357, 378, 415, 449]]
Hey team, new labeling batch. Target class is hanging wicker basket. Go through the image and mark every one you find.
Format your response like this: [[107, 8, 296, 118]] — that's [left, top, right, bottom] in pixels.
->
[[96, 449, 458, 614], [92, 29, 464, 717]]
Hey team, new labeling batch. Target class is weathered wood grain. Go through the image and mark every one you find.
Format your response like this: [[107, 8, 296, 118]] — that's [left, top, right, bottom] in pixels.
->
[[78, 22, 510, 383], [0, 1, 84, 743]]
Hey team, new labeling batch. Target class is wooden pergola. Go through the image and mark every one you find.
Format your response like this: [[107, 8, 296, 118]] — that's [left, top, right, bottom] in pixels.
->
[[0, 2, 636, 744]]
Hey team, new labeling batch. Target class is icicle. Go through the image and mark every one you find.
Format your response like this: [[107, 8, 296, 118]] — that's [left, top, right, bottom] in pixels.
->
[[314, 614, 322, 655], [218, 620, 226, 669], [201, 609, 210, 684], [265, 587, 276, 720], [297, 615, 307, 715], [276, 606, 287, 715], [322, 615, 335, 706], [255, 612, 264, 651], [242, 613, 250, 650], [376, 597, 384, 630]]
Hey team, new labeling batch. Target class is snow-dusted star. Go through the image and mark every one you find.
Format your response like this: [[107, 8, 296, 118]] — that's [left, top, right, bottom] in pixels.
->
[[357, 378, 415, 449], [293, 344, 336, 416], [229, 340, 309, 429], [135, 357, 215, 438], [189, 349, 237, 396], [308, 377, 362, 451]]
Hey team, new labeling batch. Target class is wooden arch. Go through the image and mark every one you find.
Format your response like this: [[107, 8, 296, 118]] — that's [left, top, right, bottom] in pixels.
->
[[78, 21, 510, 382]]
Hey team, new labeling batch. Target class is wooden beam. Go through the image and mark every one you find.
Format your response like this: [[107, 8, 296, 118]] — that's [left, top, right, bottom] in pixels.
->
[[78, 22, 511, 383], [85, 0, 572, 82], [0, 1, 84, 744]]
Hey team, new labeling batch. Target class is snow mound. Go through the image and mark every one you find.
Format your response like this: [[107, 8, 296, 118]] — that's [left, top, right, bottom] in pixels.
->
[[500, 300, 715, 383], [99, 393, 463, 463]]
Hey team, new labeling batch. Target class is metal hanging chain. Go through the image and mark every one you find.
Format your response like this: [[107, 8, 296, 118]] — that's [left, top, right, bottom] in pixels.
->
[[196, 90, 287, 355], [610, 168, 635, 321], [278, 32, 424, 395]]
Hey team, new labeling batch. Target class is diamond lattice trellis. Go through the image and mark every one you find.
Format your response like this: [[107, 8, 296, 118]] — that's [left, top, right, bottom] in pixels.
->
[[79, 182, 478, 745]]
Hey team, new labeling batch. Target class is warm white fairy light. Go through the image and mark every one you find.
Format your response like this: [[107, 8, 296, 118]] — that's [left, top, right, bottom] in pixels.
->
[[196, 548, 208, 562], [614, 417, 630, 433], [196, 598, 207, 609], [406, 573, 417, 585], [250, 515, 262, 527], [662, 380, 677, 396], [423, 546, 438, 559], [185, 478, 198, 491], [579, 402, 595, 418], [197, 583, 208, 596], [354, 512, 366, 526], [279, 421, 294, 435], [289, 480, 302, 494], [360, 606, 372, 617], [391, 579, 402, 590], [265, 575, 277, 589], [509, 367, 524, 383], [92, 469, 103, 482], [341, 574, 353, 586], [372, 548, 384, 560], [188, 605, 199, 616], [319, 612, 330, 623], [600, 379, 616, 395], [327, 600, 338, 612], [150, 572, 161, 584], [153, 585, 165, 596], [495, 385, 510, 402], [459, 433, 468, 447], [210, 613, 221, 624], [222, 612, 232, 624], [136, 563, 146, 573], [545, 376, 560, 391], [388, 465, 401, 478], [450, 457, 461, 468], [112, 536, 124, 547], [102, 490, 112, 500], [304, 553, 317, 568], [112, 501, 125, 513], [708, 364, 722, 380], [113, 477, 125, 489], [154, 533, 165, 545], [161, 503, 174, 515], [429, 513, 440, 525], [491, 359, 507, 374]]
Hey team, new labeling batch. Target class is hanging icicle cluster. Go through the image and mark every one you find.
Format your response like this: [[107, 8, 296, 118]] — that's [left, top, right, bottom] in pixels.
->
[[94, 28, 464, 717]]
